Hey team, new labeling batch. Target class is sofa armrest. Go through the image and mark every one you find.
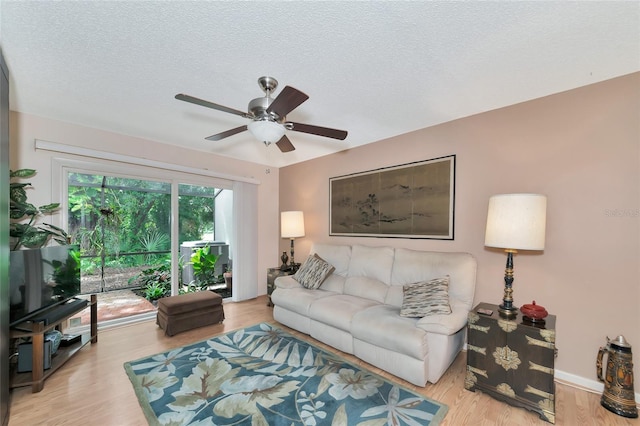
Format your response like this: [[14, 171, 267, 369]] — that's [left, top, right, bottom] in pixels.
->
[[275, 275, 302, 289], [415, 303, 468, 335]]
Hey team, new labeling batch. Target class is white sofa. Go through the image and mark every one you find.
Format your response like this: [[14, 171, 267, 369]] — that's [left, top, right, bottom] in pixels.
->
[[271, 243, 477, 386]]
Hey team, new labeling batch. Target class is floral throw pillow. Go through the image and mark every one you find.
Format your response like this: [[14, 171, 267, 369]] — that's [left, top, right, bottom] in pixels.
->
[[294, 254, 335, 289], [400, 276, 452, 318]]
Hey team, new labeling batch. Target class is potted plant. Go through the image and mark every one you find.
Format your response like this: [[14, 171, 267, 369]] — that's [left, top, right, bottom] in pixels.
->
[[10, 169, 69, 250]]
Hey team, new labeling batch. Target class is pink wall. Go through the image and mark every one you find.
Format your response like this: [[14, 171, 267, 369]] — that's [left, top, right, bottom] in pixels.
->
[[279, 72, 640, 387]]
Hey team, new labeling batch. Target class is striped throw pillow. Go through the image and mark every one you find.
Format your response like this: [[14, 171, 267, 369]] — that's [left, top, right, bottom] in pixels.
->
[[400, 276, 451, 318], [294, 254, 335, 289]]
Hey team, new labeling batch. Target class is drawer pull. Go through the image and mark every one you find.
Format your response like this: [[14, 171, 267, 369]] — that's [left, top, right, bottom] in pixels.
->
[[525, 384, 554, 400], [526, 335, 555, 350], [467, 365, 488, 378], [468, 344, 486, 355], [529, 361, 554, 375], [469, 324, 490, 333]]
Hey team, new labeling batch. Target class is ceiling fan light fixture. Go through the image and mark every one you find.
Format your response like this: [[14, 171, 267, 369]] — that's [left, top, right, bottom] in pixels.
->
[[247, 120, 285, 144]]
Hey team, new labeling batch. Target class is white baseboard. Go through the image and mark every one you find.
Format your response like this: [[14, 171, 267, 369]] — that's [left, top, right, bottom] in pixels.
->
[[555, 369, 640, 408]]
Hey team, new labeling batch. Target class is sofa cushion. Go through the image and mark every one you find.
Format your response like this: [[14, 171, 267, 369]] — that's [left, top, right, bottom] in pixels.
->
[[317, 273, 345, 294], [416, 304, 469, 335], [271, 287, 338, 317], [348, 245, 394, 284], [311, 243, 352, 277], [352, 304, 428, 359], [294, 254, 335, 289], [400, 276, 451, 318], [308, 294, 379, 332]]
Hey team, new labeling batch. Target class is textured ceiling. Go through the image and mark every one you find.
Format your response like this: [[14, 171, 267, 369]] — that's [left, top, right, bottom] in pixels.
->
[[1, 1, 638, 168]]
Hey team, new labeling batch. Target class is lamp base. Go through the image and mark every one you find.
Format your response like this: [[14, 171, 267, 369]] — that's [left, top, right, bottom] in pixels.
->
[[498, 250, 518, 318], [498, 304, 518, 318]]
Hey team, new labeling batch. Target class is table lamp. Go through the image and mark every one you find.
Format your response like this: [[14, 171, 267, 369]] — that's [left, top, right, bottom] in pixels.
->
[[484, 193, 547, 317], [281, 211, 305, 270]]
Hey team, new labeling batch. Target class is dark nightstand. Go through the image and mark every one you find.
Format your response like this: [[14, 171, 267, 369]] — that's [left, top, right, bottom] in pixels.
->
[[465, 302, 556, 423], [266, 267, 297, 306]]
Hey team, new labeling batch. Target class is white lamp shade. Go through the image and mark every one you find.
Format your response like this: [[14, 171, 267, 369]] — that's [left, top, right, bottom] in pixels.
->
[[281, 211, 305, 238], [248, 120, 286, 143], [485, 193, 547, 250]]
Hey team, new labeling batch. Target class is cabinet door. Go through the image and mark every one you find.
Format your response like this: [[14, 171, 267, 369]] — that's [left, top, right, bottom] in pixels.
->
[[466, 311, 508, 390], [508, 322, 556, 419]]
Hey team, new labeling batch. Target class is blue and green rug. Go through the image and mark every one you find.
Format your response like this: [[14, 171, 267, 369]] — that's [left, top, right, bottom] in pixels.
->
[[124, 322, 448, 425]]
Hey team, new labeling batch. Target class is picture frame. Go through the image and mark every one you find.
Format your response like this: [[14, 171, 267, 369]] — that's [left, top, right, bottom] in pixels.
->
[[329, 155, 455, 239]]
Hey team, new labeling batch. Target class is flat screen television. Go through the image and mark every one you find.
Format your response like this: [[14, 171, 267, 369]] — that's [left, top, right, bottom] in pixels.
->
[[9, 245, 81, 327]]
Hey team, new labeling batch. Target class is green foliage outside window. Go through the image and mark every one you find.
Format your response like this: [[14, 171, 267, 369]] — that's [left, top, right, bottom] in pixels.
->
[[190, 245, 219, 289], [66, 172, 221, 295]]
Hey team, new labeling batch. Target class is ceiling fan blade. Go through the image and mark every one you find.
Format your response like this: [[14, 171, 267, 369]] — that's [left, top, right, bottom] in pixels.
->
[[276, 135, 295, 152], [266, 86, 309, 118], [205, 125, 248, 141], [286, 122, 348, 140], [175, 93, 252, 119]]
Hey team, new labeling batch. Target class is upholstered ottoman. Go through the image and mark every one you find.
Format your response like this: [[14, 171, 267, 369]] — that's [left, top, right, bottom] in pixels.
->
[[156, 291, 224, 336]]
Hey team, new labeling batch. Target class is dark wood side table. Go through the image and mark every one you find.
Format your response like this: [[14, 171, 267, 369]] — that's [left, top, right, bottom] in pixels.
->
[[266, 267, 296, 306], [465, 302, 556, 423]]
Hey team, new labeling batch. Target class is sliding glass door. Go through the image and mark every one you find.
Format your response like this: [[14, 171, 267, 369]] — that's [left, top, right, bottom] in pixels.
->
[[63, 166, 233, 324]]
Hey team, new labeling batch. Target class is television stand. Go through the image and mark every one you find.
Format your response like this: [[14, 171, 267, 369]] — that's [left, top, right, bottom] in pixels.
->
[[31, 298, 89, 325], [9, 294, 97, 393]]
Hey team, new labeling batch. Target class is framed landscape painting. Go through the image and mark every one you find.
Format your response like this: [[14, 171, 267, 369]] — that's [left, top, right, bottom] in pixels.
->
[[330, 155, 455, 239]]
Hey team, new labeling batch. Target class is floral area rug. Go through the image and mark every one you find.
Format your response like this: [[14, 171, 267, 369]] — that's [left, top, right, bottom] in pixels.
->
[[123, 322, 448, 425]]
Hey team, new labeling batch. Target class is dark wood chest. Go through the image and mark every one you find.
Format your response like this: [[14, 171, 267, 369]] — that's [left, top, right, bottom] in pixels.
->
[[465, 302, 556, 423], [266, 267, 296, 306]]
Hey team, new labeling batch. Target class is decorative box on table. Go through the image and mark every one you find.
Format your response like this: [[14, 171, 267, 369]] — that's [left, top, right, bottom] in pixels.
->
[[465, 302, 556, 423]]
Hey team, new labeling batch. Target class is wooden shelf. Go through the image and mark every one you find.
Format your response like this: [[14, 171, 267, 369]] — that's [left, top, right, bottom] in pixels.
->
[[9, 295, 97, 393]]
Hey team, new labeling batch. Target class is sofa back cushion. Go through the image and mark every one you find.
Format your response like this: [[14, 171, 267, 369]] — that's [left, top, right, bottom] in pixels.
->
[[344, 276, 389, 303], [342, 245, 394, 303], [311, 243, 352, 277], [386, 248, 477, 309], [317, 273, 346, 293], [348, 245, 394, 284]]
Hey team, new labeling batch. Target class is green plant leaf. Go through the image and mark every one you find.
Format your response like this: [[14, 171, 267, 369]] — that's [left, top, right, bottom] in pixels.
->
[[9, 168, 69, 250], [190, 245, 219, 285], [39, 203, 61, 213], [44, 222, 68, 236], [10, 169, 36, 178], [9, 183, 29, 203], [10, 201, 38, 219], [21, 231, 49, 248]]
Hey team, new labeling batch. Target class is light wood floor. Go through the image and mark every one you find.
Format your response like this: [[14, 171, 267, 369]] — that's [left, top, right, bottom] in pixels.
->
[[8, 296, 638, 425]]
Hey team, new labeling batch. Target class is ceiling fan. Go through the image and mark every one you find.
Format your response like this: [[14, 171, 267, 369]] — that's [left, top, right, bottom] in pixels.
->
[[175, 76, 348, 153]]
